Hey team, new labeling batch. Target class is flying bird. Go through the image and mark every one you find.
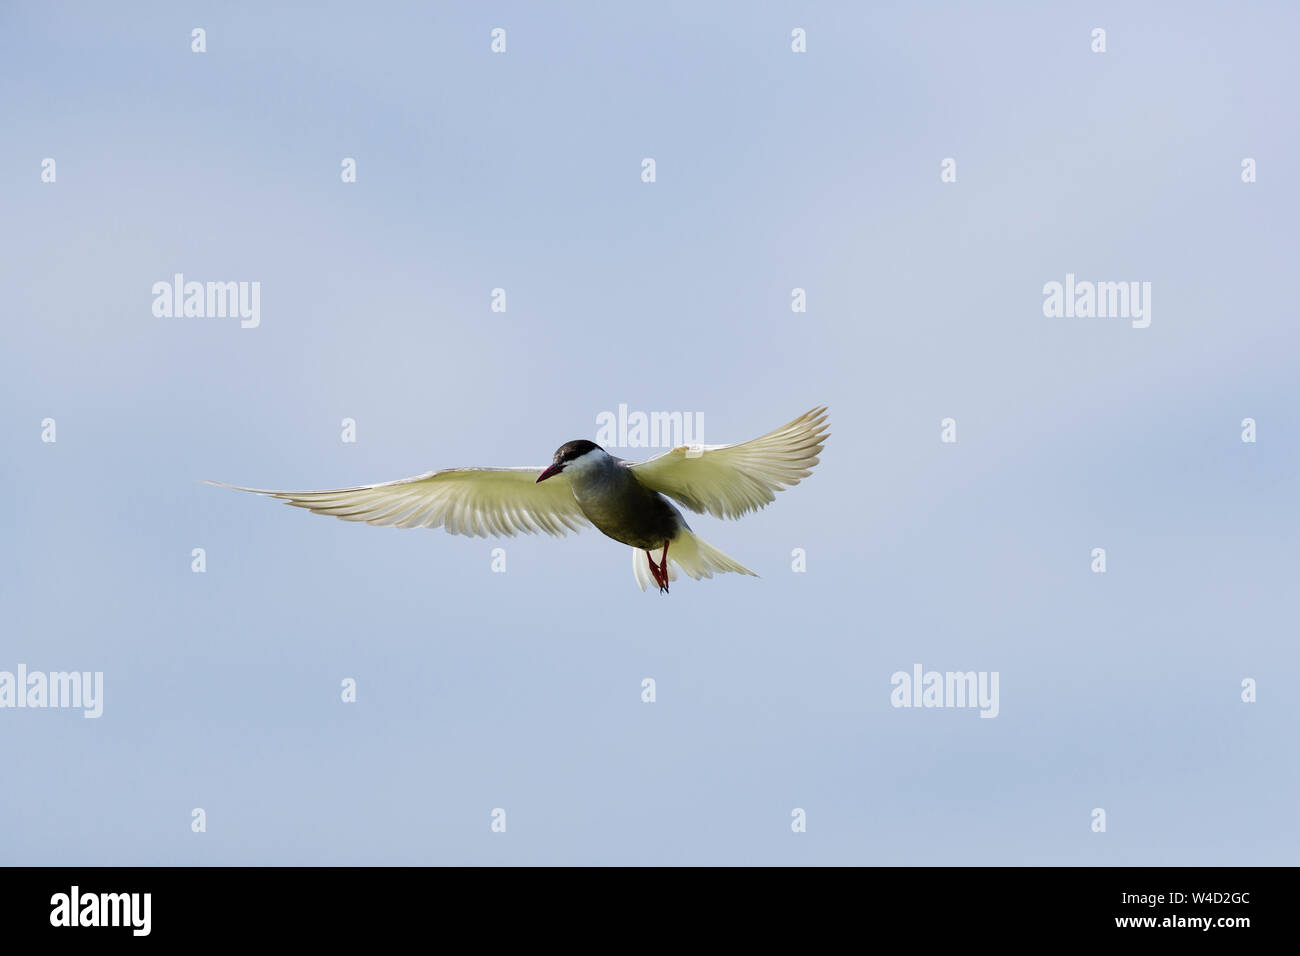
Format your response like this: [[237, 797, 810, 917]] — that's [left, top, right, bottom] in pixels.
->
[[207, 407, 829, 593]]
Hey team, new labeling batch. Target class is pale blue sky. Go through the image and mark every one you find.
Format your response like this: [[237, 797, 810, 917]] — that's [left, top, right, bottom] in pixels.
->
[[2, 1, 1297, 864]]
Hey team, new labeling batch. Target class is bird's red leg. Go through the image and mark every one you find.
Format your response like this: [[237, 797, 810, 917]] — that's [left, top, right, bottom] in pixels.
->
[[658, 540, 670, 594], [646, 551, 664, 591]]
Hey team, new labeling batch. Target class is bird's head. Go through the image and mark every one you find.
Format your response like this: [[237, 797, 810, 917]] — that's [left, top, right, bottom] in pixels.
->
[[536, 440, 605, 482]]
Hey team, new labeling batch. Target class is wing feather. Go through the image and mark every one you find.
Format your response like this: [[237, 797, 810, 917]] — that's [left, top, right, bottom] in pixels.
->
[[628, 407, 829, 520], [206, 466, 591, 538]]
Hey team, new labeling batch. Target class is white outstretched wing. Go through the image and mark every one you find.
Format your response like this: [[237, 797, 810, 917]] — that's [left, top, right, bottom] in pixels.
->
[[206, 467, 590, 537], [629, 407, 829, 520]]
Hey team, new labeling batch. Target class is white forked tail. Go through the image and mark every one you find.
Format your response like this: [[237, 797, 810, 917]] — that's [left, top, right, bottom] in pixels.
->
[[630, 530, 758, 591]]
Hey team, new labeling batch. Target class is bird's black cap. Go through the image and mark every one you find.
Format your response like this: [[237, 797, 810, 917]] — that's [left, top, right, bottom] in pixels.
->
[[553, 439, 602, 464]]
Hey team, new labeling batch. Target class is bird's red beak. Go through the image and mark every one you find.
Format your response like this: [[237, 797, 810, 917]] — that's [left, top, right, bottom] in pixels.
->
[[536, 463, 562, 483]]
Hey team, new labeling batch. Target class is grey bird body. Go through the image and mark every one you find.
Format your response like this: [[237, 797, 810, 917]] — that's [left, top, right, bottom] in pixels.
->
[[561, 452, 685, 551]]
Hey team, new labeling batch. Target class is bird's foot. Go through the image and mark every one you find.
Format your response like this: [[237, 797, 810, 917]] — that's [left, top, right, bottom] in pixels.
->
[[647, 550, 669, 594]]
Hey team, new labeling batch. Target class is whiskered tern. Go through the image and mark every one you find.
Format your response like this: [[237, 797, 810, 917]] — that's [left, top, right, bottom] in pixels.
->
[[208, 407, 829, 593]]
